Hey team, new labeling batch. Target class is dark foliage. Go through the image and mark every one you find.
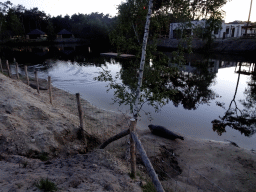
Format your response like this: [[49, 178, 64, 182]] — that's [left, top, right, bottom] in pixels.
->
[[0, 1, 115, 47]]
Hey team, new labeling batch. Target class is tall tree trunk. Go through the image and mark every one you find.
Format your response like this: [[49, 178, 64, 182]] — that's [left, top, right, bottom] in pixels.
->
[[133, 0, 153, 120]]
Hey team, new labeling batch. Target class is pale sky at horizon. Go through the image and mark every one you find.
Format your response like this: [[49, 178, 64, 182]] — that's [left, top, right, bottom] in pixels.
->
[[4, 0, 256, 23]]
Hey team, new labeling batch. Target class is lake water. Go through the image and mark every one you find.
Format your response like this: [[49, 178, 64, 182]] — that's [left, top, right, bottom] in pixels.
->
[[1, 45, 255, 150]]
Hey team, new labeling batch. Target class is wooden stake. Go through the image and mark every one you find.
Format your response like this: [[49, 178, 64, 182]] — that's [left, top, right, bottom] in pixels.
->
[[130, 118, 137, 178], [6, 60, 11, 78], [15, 62, 19, 79], [76, 93, 86, 143], [0, 59, 3, 73], [48, 76, 53, 104], [24, 65, 29, 85], [131, 132, 165, 192], [35, 70, 40, 94], [76, 93, 84, 130]]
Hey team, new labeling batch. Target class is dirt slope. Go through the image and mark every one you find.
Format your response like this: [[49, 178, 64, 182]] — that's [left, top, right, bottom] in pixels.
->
[[0, 73, 141, 191], [1, 72, 256, 192]]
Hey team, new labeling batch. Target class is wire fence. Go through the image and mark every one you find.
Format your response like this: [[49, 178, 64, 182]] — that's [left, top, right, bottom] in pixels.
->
[[1, 59, 255, 192], [45, 83, 132, 151], [141, 143, 228, 192]]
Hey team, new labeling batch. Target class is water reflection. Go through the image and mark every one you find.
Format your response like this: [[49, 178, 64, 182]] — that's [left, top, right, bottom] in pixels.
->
[[168, 61, 216, 110], [111, 57, 218, 112], [1, 45, 256, 149], [212, 62, 256, 137], [0, 44, 110, 65], [116, 55, 256, 138]]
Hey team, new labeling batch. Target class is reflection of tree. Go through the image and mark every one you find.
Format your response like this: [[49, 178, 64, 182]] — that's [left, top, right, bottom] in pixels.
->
[[241, 65, 256, 110], [114, 59, 217, 111], [212, 63, 256, 136], [169, 62, 216, 110], [106, 58, 178, 113]]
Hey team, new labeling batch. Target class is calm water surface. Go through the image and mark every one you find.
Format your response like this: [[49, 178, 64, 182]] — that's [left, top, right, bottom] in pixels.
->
[[2, 45, 256, 150]]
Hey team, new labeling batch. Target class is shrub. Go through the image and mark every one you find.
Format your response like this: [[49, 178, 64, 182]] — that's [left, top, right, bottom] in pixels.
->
[[35, 178, 57, 192]]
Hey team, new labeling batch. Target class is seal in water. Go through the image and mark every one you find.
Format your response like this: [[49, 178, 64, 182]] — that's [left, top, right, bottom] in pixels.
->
[[148, 124, 184, 140]]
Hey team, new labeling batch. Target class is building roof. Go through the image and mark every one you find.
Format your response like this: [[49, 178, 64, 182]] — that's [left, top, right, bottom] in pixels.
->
[[228, 21, 246, 24], [27, 29, 46, 35], [57, 29, 73, 35]]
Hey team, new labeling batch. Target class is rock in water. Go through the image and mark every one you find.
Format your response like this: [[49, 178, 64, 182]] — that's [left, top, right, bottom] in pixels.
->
[[148, 124, 184, 140]]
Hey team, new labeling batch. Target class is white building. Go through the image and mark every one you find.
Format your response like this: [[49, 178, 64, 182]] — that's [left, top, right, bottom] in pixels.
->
[[169, 20, 255, 39]]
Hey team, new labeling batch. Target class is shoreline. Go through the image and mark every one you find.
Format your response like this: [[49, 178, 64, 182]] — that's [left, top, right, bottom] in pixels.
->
[[50, 75, 255, 151], [138, 129, 256, 192], [0, 72, 256, 191]]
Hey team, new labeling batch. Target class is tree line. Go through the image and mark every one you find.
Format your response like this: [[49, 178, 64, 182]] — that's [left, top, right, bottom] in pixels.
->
[[1, 0, 237, 48], [0, 1, 115, 45]]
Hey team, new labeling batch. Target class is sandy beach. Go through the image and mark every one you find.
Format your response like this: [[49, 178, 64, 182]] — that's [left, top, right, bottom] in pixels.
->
[[0, 72, 255, 191]]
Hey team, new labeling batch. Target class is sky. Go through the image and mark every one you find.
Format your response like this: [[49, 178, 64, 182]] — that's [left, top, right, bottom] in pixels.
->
[[5, 0, 256, 23]]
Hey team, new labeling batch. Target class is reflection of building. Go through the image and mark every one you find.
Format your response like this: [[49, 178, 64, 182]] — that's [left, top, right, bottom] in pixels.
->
[[12, 47, 49, 53], [170, 59, 239, 74], [208, 60, 238, 73], [169, 20, 255, 39], [235, 62, 256, 75], [56, 45, 76, 55], [26, 29, 47, 40]]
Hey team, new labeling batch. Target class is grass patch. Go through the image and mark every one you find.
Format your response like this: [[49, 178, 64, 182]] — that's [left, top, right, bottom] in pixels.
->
[[35, 178, 57, 192], [142, 181, 157, 192], [26, 150, 49, 161], [129, 172, 135, 179], [39, 152, 49, 161]]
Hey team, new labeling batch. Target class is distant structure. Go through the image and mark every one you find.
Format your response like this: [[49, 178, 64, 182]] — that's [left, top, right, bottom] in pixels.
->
[[57, 29, 74, 39], [26, 29, 47, 40], [169, 20, 256, 39]]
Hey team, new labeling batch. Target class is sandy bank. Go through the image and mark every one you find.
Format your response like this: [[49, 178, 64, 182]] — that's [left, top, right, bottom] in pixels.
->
[[0, 72, 140, 191], [138, 129, 256, 192], [0, 72, 255, 191]]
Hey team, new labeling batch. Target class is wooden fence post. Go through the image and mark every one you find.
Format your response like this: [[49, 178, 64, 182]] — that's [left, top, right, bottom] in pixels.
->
[[76, 93, 86, 141], [0, 59, 3, 73], [35, 70, 39, 94], [48, 76, 53, 104], [130, 118, 137, 178], [6, 60, 11, 78], [15, 62, 19, 79], [76, 93, 84, 130], [24, 65, 29, 85]]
